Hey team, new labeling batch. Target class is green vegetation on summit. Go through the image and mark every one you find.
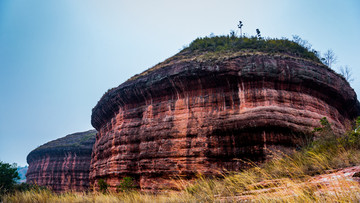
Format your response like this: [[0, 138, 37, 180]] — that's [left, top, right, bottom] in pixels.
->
[[182, 35, 321, 63], [124, 34, 324, 83]]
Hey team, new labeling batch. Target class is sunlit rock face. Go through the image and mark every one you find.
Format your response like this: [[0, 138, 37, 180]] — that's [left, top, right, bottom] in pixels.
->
[[90, 51, 360, 190], [26, 130, 96, 192]]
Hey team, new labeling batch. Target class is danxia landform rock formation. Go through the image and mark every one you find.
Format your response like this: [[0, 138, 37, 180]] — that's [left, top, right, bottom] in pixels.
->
[[26, 130, 96, 192], [90, 37, 360, 190]]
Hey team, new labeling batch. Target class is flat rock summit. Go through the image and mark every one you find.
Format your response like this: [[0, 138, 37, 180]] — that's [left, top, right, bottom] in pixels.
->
[[90, 44, 360, 190]]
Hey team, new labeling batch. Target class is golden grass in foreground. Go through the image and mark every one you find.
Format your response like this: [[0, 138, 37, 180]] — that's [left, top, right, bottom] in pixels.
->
[[2, 177, 360, 203], [2, 190, 194, 203]]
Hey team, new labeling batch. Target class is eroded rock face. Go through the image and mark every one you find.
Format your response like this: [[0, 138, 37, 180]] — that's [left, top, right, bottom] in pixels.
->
[[90, 52, 360, 190], [26, 130, 96, 192]]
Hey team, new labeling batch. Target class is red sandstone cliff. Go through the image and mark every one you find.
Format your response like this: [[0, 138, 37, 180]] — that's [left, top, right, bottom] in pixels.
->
[[90, 49, 360, 190], [26, 130, 96, 192]]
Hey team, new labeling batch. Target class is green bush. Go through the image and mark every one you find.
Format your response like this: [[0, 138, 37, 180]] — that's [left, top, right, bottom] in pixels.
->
[[0, 161, 19, 195], [117, 177, 136, 192], [98, 179, 109, 194], [310, 117, 337, 152], [341, 117, 360, 149]]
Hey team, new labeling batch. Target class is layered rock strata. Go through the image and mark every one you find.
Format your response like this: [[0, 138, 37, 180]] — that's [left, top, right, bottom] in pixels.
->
[[26, 130, 96, 192], [90, 51, 360, 190]]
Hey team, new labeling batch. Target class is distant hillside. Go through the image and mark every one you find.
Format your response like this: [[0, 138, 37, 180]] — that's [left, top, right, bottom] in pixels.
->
[[16, 166, 28, 183]]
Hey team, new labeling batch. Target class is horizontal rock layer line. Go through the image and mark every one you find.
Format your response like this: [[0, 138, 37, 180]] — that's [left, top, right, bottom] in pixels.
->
[[90, 53, 360, 190]]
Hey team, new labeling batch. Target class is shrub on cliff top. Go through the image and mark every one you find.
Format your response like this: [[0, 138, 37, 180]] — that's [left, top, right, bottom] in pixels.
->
[[182, 35, 321, 63]]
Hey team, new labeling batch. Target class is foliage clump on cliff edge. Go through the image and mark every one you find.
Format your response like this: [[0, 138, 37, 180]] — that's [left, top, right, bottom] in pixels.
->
[[182, 35, 321, 63]]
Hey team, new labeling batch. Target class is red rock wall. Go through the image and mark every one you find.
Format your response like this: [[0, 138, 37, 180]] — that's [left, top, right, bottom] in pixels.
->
[[26, 152, 92, 192], [26, 130, 96, 192], [90, 53, 360, 190]]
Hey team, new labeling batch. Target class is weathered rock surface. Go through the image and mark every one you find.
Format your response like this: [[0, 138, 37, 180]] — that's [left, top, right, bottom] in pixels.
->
[[26, 130, 96, 192], [90, 51, 360, 190]]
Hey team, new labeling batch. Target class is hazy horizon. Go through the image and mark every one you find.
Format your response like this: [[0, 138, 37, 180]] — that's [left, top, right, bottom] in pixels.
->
[[1, 0, 359, 166]]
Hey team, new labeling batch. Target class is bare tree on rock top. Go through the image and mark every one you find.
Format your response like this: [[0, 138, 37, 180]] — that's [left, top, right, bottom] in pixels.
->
[[292, 35, 312, 51], [338, 65, 354, 83], [322, 49, 337, 68], [238, 21, 243, 37]]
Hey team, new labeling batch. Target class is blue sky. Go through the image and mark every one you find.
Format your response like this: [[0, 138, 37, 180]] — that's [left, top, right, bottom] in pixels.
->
[[0, 0, 359, 166]]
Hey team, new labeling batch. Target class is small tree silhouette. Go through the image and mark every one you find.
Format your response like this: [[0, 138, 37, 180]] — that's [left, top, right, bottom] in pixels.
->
[[230, 30, 236, 38], [238, 21, 243, 37], [256, 29, 261, 39]]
